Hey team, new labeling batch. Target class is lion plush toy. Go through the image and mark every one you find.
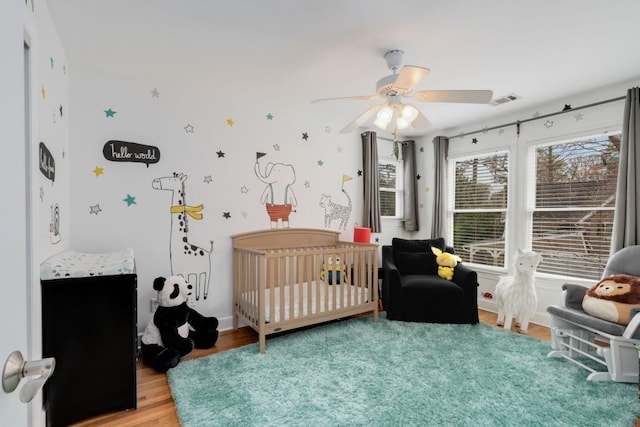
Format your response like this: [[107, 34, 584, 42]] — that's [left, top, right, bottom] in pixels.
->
[[582, 274, 640, 325], [430, 247, 462, 281]]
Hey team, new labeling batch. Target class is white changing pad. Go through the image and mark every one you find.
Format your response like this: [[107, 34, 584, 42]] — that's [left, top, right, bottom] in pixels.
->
[[244, 282, 369, 323], [40, 249, 135, 280]]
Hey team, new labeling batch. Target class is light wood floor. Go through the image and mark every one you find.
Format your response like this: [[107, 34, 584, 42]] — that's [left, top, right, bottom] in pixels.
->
[[71, 310, 551, 426]]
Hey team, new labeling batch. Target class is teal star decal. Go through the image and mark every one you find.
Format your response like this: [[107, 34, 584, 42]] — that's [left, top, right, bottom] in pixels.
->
[[266, 113, 274, 120], [104, 108, 117, 118], [317, 159, 324, 166], [123, 194, 136, 206], [50, 57, 54, 68]]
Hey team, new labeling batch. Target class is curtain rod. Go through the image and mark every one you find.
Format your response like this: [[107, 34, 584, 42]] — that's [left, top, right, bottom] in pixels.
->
[[446, 95, 626, 140]]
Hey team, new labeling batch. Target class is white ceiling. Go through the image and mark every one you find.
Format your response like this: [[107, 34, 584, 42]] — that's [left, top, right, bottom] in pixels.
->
[[45, 0, 640, 133]]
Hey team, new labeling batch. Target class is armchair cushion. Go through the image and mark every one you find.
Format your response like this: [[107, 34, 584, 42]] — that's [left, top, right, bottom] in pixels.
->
[[395, 251, 438, 276], [392, 237, 445, 256]]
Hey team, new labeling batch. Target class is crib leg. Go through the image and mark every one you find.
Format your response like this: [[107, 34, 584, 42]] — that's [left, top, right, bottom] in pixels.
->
[[259, 332, 266, 354]]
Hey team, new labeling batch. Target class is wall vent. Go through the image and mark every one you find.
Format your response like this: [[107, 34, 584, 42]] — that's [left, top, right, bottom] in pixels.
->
[[489, 93, 521, 106]]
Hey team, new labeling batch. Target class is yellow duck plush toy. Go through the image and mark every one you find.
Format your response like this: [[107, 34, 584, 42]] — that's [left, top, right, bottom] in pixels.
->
[[431, 247, 462, 281]]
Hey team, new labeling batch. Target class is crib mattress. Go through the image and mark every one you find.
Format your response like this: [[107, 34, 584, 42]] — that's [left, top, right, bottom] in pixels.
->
[[242, 281, 370, 323]]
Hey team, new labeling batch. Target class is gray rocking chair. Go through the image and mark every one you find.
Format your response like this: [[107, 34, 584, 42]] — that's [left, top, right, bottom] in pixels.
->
[[546, 245, 640, 383]]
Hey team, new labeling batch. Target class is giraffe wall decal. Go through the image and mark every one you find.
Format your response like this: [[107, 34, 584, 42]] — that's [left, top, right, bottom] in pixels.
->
[[152, 172, 213, 301]]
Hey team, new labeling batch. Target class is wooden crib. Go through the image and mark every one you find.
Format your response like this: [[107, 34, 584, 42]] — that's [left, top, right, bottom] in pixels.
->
[[232, 228, 379, 353]]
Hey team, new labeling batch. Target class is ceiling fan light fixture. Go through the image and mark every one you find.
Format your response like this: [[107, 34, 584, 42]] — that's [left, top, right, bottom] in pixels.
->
[[374, 105, 393, 129], [395, 115, 410, 130], [401, 104, 419, 123]]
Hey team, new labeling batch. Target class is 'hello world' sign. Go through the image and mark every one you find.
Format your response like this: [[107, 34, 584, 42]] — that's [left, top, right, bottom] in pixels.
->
[[103, 140, 160, 167]]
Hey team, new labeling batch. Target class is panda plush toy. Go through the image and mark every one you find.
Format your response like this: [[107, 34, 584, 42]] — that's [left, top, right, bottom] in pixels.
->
[[141, 275, 219, 373]]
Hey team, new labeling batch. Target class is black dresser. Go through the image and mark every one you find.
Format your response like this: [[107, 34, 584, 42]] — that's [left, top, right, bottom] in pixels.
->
[[40, 249, 137, 427]]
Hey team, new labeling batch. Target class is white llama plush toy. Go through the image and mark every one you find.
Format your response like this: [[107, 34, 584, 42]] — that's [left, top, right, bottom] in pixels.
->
[[495, 249, 542, 334]]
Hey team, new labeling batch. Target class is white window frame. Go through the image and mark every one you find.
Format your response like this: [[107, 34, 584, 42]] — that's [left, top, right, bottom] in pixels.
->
[[378, 150, 404, 219], [525, 130, 621, 280], [448, 149, 510, 269]]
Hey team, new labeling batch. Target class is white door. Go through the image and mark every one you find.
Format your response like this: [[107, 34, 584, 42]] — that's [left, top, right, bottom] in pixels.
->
[[0, 3, 32, 425]]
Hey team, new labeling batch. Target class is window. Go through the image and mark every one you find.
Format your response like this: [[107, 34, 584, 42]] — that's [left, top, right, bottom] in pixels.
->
[[451, 152, 509, 267], [379, 153, 404, 218], [529, 132, 620, 279]]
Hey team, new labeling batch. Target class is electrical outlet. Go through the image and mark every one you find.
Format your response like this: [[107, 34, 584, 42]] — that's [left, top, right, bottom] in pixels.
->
[[150, 298, 159, 313]]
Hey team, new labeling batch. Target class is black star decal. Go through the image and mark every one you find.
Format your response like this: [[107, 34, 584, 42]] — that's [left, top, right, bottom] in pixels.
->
[[416, 174, 421, 180], [562, 104, 572, 111], [472, 138, 478, 144], [223, 212, 231, 219], [302, 132, 309, 141], [357, 170, 363, 177], [59, 105, 63, 116], [216, 150, 225, 158]]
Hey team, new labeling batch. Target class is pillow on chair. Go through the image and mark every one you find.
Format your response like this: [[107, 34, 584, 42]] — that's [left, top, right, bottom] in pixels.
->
[[391, 238, 444, 276], [395, 252, 439, 276], [582, 274, 640, 325]]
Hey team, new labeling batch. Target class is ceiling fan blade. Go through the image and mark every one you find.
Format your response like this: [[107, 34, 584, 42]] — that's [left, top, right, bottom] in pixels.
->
[[340, 104, 384, 134], [411, 110, 432, 131], [414, 90, 493, 104], [312, 95, 381, 103], [391, 66, 430, 92]]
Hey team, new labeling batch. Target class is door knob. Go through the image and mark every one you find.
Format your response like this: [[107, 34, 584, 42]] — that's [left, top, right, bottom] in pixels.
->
[[2, 351, 55, 402]]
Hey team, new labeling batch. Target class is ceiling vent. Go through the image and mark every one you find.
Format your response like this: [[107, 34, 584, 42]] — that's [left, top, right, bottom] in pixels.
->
[[489, 93, 521, 106]]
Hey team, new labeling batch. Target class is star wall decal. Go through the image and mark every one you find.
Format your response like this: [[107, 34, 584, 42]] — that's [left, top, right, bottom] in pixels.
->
[[266, 113, 274, 120], [203, 175, 213, 184], [417, 174, 421, 180], [241, 211, 248, 218], [123, 194, 136, 206], [325, 126, 331, 133], [472, 138, 478, 144], [216, 150, 225, 158], [62, 149, 65, 159], [104, 108, 117, 118], [223, 212, 231, 219], [93, 166, 104, 177], [240, 186, 249, 194], [419, 147, 424, 153], [273, 144, 280, 151], [317, 159, 324, 166], [226, 118, 234, 127], [59, 105, 63, 116], [50, 57, 54, 68], [482, 127, 489, 134], [544, 120, 554, 129], [302, 132, 309, 141], [562, 104, 572, 111], [89, 204, 102, 215], [184, 124, 194, 133], [304, 181, 310, 188], [41, 85, 47, 99], [499, 128, 505, 135], [357, 170, 362, 177], [63, 65, 66, 75], [151, 88, 160, 98], [575, 113, 584, 121]]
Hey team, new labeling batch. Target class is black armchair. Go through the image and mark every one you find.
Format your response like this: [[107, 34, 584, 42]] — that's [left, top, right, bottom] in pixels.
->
[[382, 238, 479, 324]]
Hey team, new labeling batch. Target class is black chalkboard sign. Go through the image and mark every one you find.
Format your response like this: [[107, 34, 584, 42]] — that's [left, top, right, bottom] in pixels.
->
[[39, 142, 55, 182], [103, 140, 160, 167]]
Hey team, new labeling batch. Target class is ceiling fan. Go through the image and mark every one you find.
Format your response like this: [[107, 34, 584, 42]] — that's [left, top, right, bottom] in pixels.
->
[[312, 49, 493, 134]]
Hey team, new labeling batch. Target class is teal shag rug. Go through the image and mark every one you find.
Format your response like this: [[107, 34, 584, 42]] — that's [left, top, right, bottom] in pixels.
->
[[167, 316, 639, 426]]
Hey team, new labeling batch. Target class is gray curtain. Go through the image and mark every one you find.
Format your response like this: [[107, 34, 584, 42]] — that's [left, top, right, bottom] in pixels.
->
[[401, 140, 419, 231], [361, 131, 381, 233], [611, 87, 640, 252], [431, 136, 449, 238]]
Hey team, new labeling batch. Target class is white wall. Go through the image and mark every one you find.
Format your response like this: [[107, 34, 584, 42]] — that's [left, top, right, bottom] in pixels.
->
[[67, 68, 373, 331], [421, 77, 640, 327]]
